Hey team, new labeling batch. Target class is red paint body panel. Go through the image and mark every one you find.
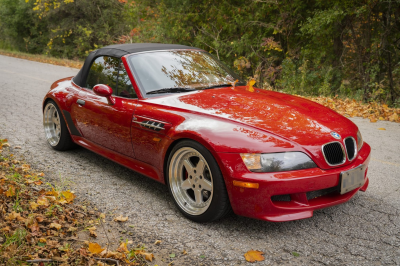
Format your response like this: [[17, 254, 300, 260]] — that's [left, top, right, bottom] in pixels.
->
[[218, 143, 370, 221], [70, 86, 137, 158], [72, 135, 163, 182], [43, 60, 371, 222]]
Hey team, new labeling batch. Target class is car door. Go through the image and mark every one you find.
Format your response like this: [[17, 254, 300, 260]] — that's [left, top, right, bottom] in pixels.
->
[[130, 102, 174, 169], [71, 56, 138, 158]]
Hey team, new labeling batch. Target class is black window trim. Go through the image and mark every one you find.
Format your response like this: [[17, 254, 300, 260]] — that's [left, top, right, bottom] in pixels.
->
[[83, 55, 138, 100]]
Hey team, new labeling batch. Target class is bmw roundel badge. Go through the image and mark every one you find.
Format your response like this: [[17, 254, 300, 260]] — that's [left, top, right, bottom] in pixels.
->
[[330, 131, 341, 139]]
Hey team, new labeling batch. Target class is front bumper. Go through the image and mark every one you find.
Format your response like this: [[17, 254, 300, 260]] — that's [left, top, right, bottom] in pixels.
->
[[218, 143, 371, 222]]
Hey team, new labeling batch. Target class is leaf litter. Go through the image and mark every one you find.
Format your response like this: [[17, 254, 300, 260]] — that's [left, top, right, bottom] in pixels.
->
[[0, 139, 153, 265], [305, 95, 400, 123]]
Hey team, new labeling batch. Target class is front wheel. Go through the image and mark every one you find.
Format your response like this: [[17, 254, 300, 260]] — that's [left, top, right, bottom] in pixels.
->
[[167, 140, 231, 222]]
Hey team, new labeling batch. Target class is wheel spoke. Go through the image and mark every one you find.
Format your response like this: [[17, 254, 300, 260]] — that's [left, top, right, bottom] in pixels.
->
[[52, 116, 58, 124], [194, 189, 203, 204], [180, 178, 192, 190], [200, 179, 212, 192], [183, 159, 195, 175], [196, 159, 206, 174]]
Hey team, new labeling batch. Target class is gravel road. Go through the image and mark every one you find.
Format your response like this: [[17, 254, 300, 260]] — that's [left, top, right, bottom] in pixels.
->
[[1, 54, 399, 265]]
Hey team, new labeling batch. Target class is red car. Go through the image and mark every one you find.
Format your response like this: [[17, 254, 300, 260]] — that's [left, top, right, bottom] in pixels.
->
[[43, 43, 371, 222]]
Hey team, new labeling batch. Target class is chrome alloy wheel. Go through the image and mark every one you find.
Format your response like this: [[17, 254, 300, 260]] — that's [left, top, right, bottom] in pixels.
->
[[169, 147, 214, 216], [43, 103, 61, 146]]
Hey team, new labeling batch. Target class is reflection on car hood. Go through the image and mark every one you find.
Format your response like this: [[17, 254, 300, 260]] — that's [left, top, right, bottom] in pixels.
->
[[145, 86, 357, 145]]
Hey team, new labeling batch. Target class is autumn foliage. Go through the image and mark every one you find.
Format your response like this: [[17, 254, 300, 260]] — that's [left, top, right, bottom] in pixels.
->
[[307, 96, 400, 123], [0, 139, 152, 265]]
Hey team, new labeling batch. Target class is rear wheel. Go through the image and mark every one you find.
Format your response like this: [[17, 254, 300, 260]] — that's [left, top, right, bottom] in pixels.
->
[[167, 140, 231, 222], [43, 100, 75, 151]]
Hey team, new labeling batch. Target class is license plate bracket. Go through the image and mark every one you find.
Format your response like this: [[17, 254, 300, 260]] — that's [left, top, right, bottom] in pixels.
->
[[340, 165, 365, 195]]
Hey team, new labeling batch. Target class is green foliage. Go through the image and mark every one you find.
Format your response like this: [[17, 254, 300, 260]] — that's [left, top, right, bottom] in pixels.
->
[[0, 0, 47, 53], [0, 0, 128, 58], [0, 0, 399, 105]]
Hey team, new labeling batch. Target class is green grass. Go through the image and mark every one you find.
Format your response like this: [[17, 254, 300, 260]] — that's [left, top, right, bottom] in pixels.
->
[[2, 228, 27, 249], [0, 48, 83, 69]]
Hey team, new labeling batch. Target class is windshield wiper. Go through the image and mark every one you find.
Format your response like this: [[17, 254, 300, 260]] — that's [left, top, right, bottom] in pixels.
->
[[146, 87, 196, 95], [202, 83, 246, 90]]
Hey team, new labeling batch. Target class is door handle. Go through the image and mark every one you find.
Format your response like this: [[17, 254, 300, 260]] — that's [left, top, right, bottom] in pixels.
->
[[77, 99, 85, 106]]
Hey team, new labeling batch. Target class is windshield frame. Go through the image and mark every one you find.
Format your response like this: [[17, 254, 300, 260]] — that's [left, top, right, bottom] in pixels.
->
[[125, 49, 244, 98]]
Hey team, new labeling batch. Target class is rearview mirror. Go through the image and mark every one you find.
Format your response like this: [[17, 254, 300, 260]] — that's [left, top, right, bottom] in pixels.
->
[[93, 84, 115, 105]]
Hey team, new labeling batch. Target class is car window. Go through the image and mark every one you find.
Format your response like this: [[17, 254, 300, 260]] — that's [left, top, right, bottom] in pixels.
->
[[86, 56, 119, 90], [116, 61, 137, 99], [86, 56, 137, 99], [127, 50, 244, 94]]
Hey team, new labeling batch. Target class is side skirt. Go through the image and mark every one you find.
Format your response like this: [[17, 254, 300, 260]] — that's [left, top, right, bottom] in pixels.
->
[[62, 110, 81, 136], [71, 136, 165, 184]]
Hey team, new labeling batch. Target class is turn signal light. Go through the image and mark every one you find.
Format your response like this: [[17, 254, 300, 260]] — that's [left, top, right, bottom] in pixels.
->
[[233, 180, 259, 189]]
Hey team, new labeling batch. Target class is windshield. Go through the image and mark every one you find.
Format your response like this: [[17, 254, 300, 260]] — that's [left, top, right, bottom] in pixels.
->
[[127, 50, 244, 95]]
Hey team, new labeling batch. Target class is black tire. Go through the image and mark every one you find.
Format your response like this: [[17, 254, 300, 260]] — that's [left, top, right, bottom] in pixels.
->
[[166, 140, 231, 222], [43, 100, 76, 151]]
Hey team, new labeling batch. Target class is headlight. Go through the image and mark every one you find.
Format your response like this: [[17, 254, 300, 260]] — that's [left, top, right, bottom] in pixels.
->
[[357, 130, 363, 151], [240, 152, 317, 172]]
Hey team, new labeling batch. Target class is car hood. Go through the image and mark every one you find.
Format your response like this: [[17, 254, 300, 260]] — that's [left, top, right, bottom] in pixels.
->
[[145, 86, 357, 146]]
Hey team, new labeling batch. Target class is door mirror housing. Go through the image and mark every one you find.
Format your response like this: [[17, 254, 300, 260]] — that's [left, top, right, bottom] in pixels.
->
[[93, 84, 115, 105]]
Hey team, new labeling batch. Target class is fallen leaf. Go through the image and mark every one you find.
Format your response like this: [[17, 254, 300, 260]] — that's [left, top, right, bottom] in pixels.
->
[[58, 198, 68, 204], [244, 250, 265, 263], [46, 188, 59, 197], [68, 227, 77, 232], [6, 211, 24, 221], [99, 213, 105, 222], [247, 79, 256, 92], [1, 226, 11, 232], [37, 196, 49, 206], [389, 113, 398, 122], [30, 202, 39, 210], [61, 191, 76, 203], [39, 238, 47, 243], [136, 250, 155, 262], [182, 250, 187, 255], [45, 196, 57, 202], [116, 242, 128, 253], [88, 242, 104, 254], [88, 226, 97, 237], [21, 164, 30, 171], [105, 251, 124, 260], [378, 128, 386, 130], [50, 223, 62, 230], [114, 215, 128, 222], [79, 248, 88, 256], [154, 240, 161, 245], [5, 185, 16, 197]]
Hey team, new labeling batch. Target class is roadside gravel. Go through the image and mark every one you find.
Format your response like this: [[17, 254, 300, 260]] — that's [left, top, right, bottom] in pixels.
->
[[1, 55, 399, 265]]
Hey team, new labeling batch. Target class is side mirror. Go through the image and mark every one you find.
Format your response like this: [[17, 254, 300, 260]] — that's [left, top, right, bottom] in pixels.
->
[[93, 84, 115, 105]]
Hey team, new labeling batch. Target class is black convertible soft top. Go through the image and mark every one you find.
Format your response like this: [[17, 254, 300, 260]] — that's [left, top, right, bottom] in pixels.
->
[[72, 43, 201, 87]]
